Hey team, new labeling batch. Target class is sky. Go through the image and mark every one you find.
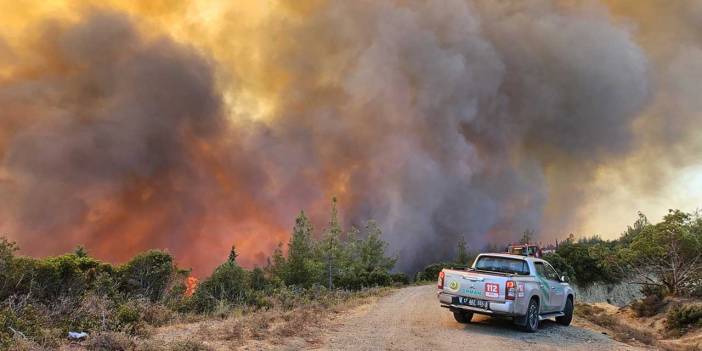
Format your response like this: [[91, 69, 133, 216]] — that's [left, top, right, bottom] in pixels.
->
[[0, 0, 700, 275]]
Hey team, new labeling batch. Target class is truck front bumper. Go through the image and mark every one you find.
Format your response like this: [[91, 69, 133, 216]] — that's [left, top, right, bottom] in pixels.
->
[[438, 292, 522, 317]]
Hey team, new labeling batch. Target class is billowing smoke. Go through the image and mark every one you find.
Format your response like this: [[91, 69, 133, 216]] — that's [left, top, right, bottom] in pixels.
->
[[0, 10, 285, 274], [0, 1, 698, 275]]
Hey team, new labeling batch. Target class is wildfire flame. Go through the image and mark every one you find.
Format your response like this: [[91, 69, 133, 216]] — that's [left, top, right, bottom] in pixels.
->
[[185, 276, 199, 297]]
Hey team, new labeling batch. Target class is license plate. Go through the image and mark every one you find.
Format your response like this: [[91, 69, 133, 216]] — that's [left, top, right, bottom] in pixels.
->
[[457, 297, 489, 309]]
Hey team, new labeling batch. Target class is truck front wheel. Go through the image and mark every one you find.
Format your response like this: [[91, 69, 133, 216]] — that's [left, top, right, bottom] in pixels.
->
[[453, 311, 473, 324]]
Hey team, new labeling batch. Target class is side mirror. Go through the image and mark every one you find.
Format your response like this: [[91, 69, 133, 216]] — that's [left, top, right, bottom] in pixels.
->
[[560, 275, 569, 283]]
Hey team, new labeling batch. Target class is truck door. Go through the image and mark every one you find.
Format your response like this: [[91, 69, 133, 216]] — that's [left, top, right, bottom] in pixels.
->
[[534, 262, 566, 312]]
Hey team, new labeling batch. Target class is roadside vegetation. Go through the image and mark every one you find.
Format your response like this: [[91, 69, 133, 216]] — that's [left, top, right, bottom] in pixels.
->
[[557, 210, 702, 347], [0, 198, 403, 350]]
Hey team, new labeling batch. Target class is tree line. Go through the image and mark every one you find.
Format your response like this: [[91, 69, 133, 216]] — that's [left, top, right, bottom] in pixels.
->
[[545, 209, 702, 297], [0, 198, 402, 348]]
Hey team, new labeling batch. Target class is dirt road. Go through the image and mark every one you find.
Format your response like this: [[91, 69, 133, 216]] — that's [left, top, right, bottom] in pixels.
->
[[322, 285, 642, 351]]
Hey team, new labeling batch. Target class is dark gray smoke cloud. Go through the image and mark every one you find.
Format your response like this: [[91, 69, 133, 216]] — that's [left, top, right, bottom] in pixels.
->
[[243, 0, 650, 269]]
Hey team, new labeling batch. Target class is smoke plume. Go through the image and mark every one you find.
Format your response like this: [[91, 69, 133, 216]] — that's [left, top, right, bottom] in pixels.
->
[[0, 0, 699, 275]]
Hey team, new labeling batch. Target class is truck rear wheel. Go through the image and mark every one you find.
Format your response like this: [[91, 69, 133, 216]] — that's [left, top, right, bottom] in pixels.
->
[[522, 298, 539, 332], [453, 311, 473, 324], [556, 297, 573, 326]]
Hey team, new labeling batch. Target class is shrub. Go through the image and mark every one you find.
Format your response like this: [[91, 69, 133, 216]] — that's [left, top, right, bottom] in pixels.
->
[[631, 294, 665, 317], [418, 262, 467, 282], [191, 261, 250, 312], [116, 303, 141, 326], [249, 267, 268, 291], [641, 284, 667, 299], [118, 251, 176, 302], [168, 339, 213, 351], [666, 304, 702, 333], [141, 302, 174, 327], [67, 294, 113, 333], [390, 273, 409, 285], [0, 302, 46, 349]]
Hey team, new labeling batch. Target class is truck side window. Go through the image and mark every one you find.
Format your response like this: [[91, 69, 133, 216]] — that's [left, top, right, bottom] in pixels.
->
[[534, 262, 546, 278], [545, 264, 560, 281], [535, 262, 559, 281]]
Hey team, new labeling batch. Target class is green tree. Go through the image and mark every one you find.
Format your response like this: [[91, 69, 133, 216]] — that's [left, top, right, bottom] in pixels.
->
[[456, 236, 470, 264], [556, 242, 604, 286], [265, 242, 287, 286], [250, 267, 267, 291], [619, 212, 649, 246], [336, 221, 396, 289], [627, 209, 702, 296], [285, 211, 320, 287], [321, 197, 343, 289], [358, 220, 396, 273]]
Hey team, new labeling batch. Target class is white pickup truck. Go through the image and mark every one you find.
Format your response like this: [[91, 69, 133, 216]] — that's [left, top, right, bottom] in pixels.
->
[[437, 253, 575, 332]]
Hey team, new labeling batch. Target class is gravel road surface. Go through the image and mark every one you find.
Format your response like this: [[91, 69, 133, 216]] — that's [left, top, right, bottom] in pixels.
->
[[322, 285, 643, 351]]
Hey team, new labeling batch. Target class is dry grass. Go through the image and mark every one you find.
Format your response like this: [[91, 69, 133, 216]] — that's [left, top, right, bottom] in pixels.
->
[[576, 303, 655, 346], [142, 286, 394, 350], [3, 286, 394, 350], [85, 332, 135, 351], [8, 339, 48, 351], [167, 339, 213, 351]]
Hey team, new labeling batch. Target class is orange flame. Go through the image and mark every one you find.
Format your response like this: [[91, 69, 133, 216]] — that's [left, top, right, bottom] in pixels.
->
[[185, 276, 199, 297]]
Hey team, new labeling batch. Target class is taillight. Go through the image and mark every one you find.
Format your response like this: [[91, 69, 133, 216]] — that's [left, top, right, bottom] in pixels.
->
[[438, 271, 445, 289], [506, 280, 516, 300]]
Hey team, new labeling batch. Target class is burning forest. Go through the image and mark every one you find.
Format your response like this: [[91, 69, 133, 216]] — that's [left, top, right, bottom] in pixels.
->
[[1, 0, 702, 276]]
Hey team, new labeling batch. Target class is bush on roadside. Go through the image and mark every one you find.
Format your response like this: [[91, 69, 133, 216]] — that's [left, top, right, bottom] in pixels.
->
[[631, 294, 666, 317], [118, 251, 176, 302], [0, 302, 47, 349], [191, 261, 250, 313], [417, 262, 468, 282], [390, 272, 409, 285], [666, 304, 702, 333]]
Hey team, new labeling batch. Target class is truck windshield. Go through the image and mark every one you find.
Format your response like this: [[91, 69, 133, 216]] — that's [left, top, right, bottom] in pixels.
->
[[474, 256, 530, 275]]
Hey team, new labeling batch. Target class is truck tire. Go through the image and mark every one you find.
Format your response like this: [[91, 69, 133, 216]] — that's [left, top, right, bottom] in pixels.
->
[[522, 298, 540, 332], [453, 311, 473, 324], [556, 297, 573, 326]]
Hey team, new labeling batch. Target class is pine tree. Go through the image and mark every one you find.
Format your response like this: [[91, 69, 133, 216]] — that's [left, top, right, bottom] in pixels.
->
[[286, 211, 317, 287], [456, 236, 470, 264], [74, 245, 88, 258], [322, 197, 343, 289], [357, 220, 396, 287], [265, 242, 287, 284], [228, 244, 238, 263]]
